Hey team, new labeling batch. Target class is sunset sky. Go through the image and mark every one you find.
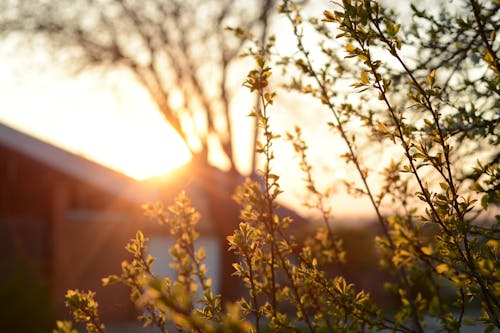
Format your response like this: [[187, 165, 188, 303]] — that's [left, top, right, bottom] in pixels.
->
[[0, 48, 376, 219], [0, 2, 384, 219], [0, 52, 192, 180]]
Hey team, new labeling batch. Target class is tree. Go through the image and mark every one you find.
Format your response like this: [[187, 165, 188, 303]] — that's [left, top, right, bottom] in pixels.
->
[[0, 0, 276, 301], [55, 0, 499, 332], [3, 0, 499, 331], [0, 0, 277, 171]]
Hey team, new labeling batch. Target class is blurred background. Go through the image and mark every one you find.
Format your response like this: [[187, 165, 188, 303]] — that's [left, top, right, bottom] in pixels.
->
[[0, 0, 497, 331]]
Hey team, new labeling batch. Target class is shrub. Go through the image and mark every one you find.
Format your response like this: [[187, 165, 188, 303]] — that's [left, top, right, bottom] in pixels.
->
[[56, 0, 499, 332]]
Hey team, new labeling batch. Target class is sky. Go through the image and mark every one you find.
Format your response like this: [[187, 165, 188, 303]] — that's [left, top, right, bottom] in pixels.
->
[[0, 49, 376, 219], [0, 2, 389, 220], [0, 50, 191, 180]]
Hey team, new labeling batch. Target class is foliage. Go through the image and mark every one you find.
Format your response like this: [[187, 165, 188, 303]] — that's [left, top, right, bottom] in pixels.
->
[[56, 0, 498, 332], [56, 290, 104, 333], [0, 0, 279, 302]]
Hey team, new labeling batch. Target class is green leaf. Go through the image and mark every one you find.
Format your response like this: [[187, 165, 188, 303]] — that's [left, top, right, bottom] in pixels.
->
[[436, 263, 449, 274], [101, 275, 119, 286], [484, 51, 494, 64], [345, 43, 356, 53], [439, 182, 449, 191], [360, 70, 370, 84], [481, 194, 489, 210], [421, 246, 432, 256], [427, 69, 436, 87], [323, 10, 336, 22]]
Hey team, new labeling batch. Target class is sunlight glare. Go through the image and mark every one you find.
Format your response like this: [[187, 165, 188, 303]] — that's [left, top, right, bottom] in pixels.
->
[[71, 103, 193, 180], [0, 64, 192, 181], [103, 119, 192, 180]]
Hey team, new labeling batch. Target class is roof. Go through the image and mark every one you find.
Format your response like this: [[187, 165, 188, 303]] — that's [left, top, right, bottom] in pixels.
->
[[0, 121, 155, 204], [0, 121, 308, 228]]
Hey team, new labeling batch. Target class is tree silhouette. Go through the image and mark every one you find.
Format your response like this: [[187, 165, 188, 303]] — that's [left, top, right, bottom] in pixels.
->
[[0, 0, 277, 172]]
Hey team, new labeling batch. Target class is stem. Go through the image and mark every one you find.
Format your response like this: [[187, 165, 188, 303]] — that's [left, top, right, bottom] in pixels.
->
[[370, 15, 500, 325], [470, 0, 500, 73], [254, 55, 315, 331], [256, 74, 279, 319], [370, 17, 500, 327], [292, 128, 338, 251], [244, 251, 262, 333], [285, 7, 423, 331]]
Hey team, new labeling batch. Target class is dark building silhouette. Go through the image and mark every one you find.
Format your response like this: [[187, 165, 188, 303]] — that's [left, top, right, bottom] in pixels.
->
[[0, 121, 224, 325]]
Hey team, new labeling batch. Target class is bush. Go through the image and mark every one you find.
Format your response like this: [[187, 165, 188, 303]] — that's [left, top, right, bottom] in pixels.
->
[[56, 0, 499, 332]]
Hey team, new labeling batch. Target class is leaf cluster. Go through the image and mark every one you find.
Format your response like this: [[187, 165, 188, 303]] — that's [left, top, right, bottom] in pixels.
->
[[55, 0, 499, 332]]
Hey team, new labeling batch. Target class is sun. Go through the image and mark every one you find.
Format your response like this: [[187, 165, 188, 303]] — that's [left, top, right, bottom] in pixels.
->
[[108, 130, 191, 181], [91, 112, 192, 181]]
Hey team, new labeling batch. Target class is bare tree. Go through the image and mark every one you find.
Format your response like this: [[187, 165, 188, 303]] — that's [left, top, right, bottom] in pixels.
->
[[0, 0, 276, 172]]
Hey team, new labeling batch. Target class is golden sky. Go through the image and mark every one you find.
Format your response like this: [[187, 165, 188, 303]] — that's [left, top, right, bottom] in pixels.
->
[[0, 57, 191, 180], [0, 34, 375, 219]]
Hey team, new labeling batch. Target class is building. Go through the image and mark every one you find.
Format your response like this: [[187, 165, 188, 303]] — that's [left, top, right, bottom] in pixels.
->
[[0, 121, 224, 327]]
